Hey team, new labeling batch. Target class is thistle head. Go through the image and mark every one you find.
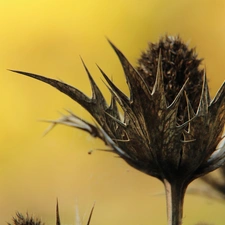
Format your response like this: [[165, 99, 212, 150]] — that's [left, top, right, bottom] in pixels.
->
[[11, 35, 225, 186], [137, 35, 204, 123], [7, 212, 44, 225]]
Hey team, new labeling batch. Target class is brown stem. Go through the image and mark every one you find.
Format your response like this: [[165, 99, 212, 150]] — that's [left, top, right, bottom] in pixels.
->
[[163, 179, 187, 225]]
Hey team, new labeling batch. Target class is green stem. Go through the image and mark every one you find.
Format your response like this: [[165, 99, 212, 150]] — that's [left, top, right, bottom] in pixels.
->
[[163, 179, 187, 225]]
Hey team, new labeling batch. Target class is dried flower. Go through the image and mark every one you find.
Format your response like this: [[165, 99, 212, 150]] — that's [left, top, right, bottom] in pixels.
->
[[8, 201, 95, 225], [10, 36, 225, 225], [8, 212, 44, 225]]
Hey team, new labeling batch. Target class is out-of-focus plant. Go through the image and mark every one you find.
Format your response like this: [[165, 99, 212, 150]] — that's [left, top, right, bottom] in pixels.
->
[[8, 212, 44, 225], [10, 35, 225, 225], [8, 201, 95, 225]]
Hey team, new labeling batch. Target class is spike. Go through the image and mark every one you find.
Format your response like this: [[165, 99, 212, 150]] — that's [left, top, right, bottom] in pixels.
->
[[97, 65, 130, 104], [184, 91, 196, 132], [206, 81, 225, 156], [75, 203, 81, 225], [168, 78, 189, 109], [210, 81, 225, 106], [196, 71, 209, 116], [86, 202, 95, 225], [104, 111, 127, 127], [41, 113, 100, 138], [99, 126, 131, 158], [107, 39, 152, 101], [80, 58, 107, 107], [100, 75, 145, 137], [9, 69, 92, 111], [56, 199, 61, 225], [208, 76, 224, 106], [151, 52, 167, 109], [207, 139, 225, 164], [165, 79, 190, 129], [107, 94, 120, 118]]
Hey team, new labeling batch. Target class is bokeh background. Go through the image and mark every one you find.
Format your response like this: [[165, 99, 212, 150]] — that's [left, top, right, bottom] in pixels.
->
[[0, 0, 225, 224]]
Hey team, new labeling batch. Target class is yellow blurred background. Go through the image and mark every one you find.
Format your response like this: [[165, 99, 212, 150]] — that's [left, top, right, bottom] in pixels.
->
[[0, 0, 225, 224]]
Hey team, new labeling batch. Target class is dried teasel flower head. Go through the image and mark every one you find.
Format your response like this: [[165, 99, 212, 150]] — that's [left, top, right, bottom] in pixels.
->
[[10, 35, 225, 225]]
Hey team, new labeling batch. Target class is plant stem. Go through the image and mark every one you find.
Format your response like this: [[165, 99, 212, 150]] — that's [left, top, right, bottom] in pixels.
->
[[163, 179, 187, 225]]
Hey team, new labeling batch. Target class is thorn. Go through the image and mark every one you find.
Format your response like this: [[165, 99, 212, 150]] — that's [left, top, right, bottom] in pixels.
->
[[86, 202, 96, 225], [56, 198, 61, 225]]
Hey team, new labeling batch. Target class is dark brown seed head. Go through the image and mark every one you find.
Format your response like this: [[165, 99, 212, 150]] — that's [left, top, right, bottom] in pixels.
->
[[137, 35, 205, 123]]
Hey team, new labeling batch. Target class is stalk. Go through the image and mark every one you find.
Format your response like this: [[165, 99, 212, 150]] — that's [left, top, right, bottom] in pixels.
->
[[163, 179, 187, 225]]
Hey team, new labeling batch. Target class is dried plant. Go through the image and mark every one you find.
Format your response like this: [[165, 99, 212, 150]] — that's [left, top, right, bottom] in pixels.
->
[[10, 36, 225, 225], [7, 212, 44, 225], [8, 201, 95, 225]]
